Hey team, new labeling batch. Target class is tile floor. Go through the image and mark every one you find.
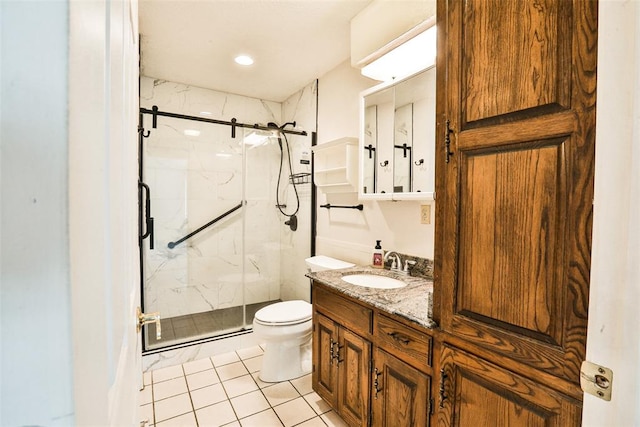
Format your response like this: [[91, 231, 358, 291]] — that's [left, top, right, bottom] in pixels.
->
[[140, 344, 348, 427]]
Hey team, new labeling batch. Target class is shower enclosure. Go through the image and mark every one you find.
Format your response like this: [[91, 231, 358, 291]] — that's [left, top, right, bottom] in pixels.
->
[[138, 106, 310, 351]]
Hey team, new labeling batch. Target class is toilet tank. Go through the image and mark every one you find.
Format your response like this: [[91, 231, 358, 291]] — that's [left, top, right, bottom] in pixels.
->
[[305, 255, 355, 272]]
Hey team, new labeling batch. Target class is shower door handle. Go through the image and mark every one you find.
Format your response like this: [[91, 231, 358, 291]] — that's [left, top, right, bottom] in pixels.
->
[[137, 307, 161, 340], [139, 181, 155, 250]]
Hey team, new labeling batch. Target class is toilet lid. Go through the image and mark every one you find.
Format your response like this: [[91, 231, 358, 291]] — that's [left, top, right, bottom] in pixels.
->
[[254, 300, 312, 326]]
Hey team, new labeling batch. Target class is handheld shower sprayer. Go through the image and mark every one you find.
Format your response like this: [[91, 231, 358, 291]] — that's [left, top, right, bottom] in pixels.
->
[[268, 121, 301, 231]]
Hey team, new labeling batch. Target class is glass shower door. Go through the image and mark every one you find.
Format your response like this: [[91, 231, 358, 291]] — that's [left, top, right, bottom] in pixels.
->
[[141, 114, 248, 350], [140, 115, 283, 351]]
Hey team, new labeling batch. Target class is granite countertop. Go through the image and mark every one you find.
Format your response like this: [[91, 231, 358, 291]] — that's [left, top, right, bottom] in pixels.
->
[[306, 266, 437, 330]]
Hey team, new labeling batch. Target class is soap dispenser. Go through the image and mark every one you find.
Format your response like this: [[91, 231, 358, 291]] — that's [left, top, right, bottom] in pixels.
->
[[372, 240, 384, 269]]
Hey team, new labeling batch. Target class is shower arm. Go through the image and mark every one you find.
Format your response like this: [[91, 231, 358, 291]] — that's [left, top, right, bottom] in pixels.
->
[[167, 201, 245, 249]]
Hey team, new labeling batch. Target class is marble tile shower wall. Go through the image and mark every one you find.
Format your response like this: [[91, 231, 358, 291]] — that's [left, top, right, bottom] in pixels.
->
[[280, 81, 317, 302], [140, 77, 289, 318]]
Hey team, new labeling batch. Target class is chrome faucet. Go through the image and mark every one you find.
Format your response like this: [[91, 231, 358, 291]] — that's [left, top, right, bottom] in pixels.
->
[[384, 251, 402, 273], [384, 251, 416, 275]]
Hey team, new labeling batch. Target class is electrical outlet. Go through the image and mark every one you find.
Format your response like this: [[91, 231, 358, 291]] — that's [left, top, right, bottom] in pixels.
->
[[420, 205, 431, 224]]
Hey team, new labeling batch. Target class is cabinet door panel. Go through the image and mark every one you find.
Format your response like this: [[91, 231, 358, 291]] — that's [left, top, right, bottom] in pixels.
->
[[461, 0, 573, 126], [438, 345, 581, 426], [373, 348, 430, 427], [338, 328, 371, 427], [458, 140, 565, 345], [313, 313, 338, 406]]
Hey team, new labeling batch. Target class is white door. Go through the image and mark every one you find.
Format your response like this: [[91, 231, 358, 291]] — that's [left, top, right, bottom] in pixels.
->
[[68, 0, 142, 425]]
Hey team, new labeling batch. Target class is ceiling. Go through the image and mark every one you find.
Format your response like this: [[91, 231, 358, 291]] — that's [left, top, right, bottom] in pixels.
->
[[139, 0, 372, 102]]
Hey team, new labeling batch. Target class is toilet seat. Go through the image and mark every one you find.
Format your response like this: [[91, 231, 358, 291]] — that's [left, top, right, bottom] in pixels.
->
[[254, 300, 312, 326]]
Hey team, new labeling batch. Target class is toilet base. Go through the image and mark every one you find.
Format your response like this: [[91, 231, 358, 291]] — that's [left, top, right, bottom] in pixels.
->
[[259, 338, 312, 383]]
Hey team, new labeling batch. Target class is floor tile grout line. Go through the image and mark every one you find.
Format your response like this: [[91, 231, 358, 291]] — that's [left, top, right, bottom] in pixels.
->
[[181, 363, 202, 427], [216, 352, 256, 424], [148, 350, 343, 427]]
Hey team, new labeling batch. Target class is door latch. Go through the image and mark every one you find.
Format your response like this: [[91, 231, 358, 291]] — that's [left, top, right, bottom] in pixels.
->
[[580, 360, 613, 401], [137, 307, 161, 340]]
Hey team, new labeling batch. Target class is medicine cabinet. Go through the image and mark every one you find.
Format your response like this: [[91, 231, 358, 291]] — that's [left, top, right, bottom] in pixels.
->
[[359, 66, 435, 200]]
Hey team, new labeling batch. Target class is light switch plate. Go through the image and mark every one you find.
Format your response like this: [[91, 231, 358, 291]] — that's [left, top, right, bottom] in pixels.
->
[[420, 205, 431, 224]]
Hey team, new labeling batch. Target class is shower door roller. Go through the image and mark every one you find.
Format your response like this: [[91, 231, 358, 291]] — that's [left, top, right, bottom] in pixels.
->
[[137, 307, 162, 340]]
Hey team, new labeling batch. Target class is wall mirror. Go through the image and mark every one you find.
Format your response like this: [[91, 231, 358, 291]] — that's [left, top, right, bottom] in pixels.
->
[[359, 65, 436, 200]]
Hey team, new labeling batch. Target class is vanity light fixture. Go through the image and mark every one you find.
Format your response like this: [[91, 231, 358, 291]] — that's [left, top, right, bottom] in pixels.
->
[[361, 25, 437, 82], [234, 54, 254, 66]]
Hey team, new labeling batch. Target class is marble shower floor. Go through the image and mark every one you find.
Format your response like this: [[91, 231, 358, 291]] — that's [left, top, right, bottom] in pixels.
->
[[140, 344, 348, 427], [147, 301, 279, 349]]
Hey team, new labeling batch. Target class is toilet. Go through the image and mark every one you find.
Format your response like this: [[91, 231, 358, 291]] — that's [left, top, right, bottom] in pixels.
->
[[252, 255, 355, 382]]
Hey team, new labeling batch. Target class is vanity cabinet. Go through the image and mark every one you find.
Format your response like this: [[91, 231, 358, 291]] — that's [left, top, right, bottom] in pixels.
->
[[312, 281, 434, 427]]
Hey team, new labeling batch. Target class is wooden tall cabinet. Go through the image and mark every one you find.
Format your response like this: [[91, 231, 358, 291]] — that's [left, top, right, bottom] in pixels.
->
[[434, 0, 597, 425]]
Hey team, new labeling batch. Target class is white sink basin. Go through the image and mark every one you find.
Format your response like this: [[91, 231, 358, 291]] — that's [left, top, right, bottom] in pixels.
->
[[341, 274, 407, 289]]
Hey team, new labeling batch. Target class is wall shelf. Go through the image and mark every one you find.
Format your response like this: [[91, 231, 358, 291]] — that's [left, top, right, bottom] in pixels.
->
[[313, 137, 359, 193]]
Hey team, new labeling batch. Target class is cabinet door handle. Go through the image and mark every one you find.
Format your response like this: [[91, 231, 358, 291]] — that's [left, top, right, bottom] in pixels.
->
[[388, 331, 411, 345], [329, 339, 335, 365], [373, 367, 381, 399], [444, 119, 454, 163], [333, 343, 344, 364], [439, 368, 448, 408]]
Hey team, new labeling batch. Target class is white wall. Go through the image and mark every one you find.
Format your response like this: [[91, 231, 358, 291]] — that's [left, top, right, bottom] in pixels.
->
[[0, 1, 74, 425], [316, 60, 435, 265], [584, 1, 640, 424]]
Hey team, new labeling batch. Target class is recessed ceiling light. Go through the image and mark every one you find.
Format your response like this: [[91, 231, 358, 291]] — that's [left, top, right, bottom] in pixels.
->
[[183, 129, 200, 137], [235, 55, 254, 66]]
